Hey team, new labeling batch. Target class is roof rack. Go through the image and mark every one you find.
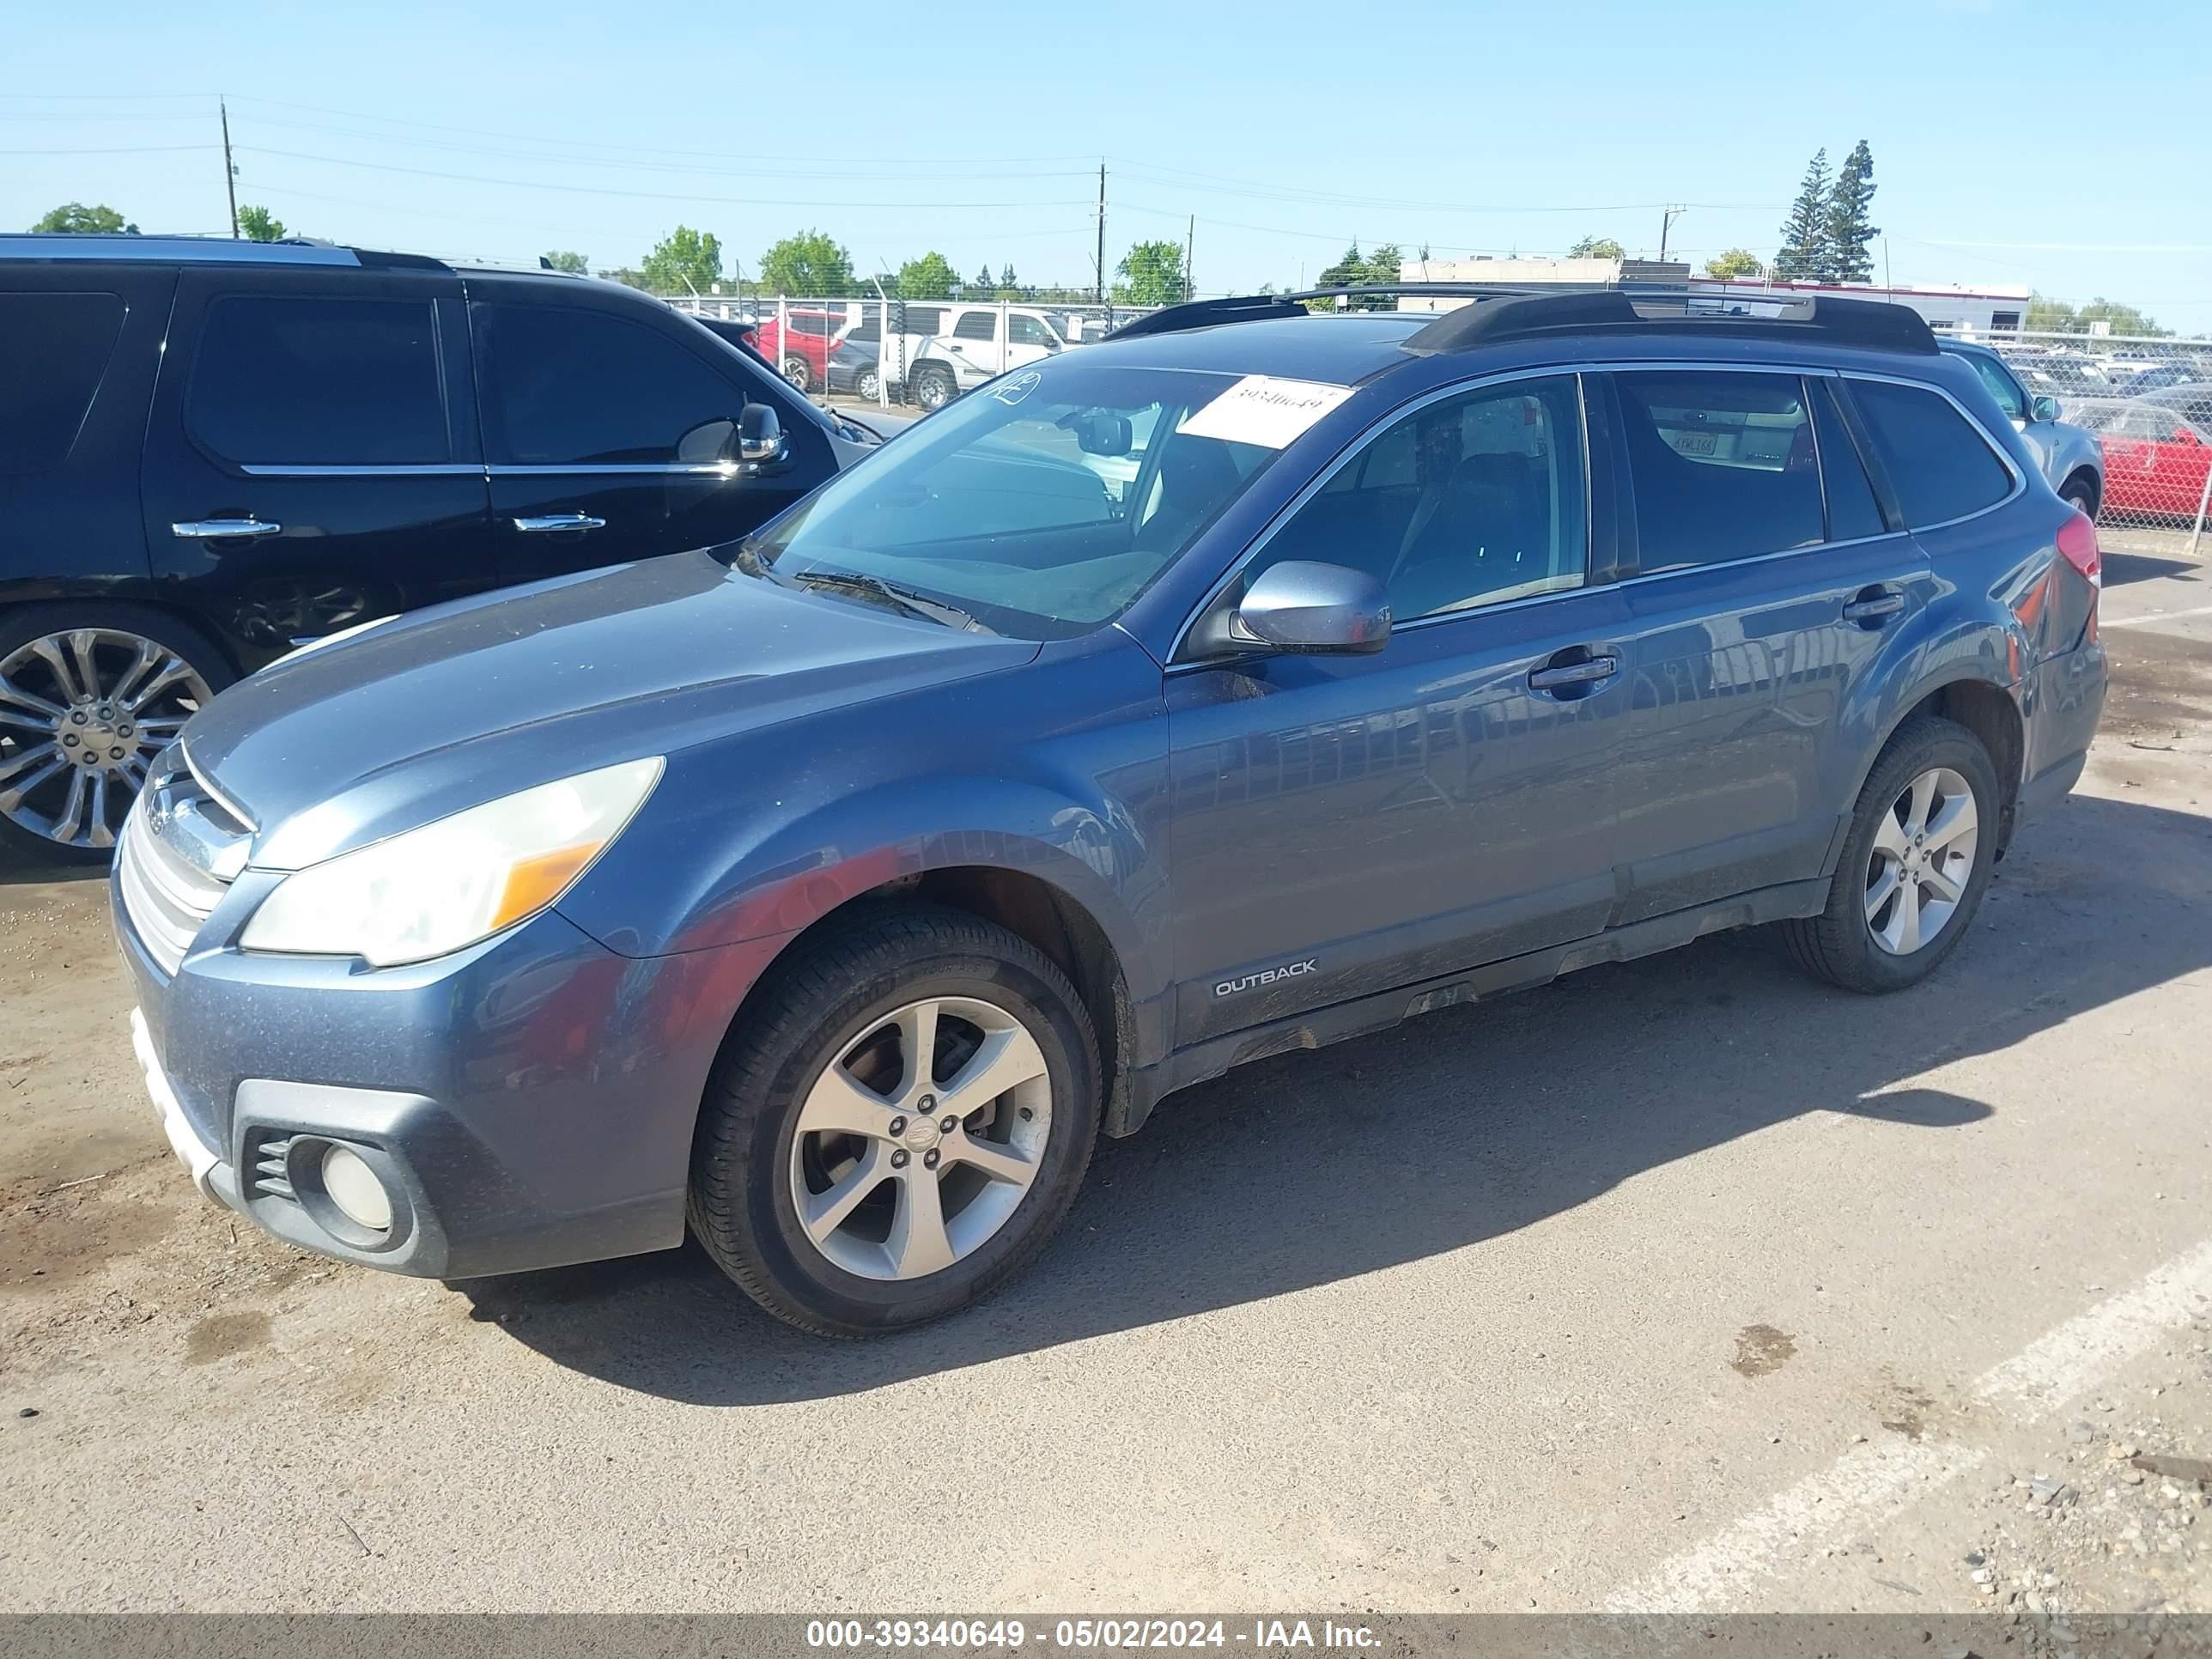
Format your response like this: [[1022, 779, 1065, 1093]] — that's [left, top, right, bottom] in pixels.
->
[[1406, 285, 1938, 355], [1105, 280, 1936, 356]]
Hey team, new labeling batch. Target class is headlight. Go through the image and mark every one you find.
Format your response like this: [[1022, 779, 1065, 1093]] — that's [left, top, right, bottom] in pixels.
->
[[239, 757, 663, 967]]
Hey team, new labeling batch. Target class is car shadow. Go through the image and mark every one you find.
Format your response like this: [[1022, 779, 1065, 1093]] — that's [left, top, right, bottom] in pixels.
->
[[0, 853, 106, 889], [459, 790, 2211, 1403], [2104, 550, 2203, 588]]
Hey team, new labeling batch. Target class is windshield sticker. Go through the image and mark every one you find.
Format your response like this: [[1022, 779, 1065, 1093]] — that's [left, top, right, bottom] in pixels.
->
[[1179, 375, 1353, 449], [991, 370, 1044, 406]]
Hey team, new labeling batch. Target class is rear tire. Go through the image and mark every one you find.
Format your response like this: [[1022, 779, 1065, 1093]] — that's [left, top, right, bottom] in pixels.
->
[[781, 355, 813, 393], [856, 367, 883, 403], [689, 903, 1099, 1336], [0, 603, 234, 865], [1781, 715, 1999, 994]]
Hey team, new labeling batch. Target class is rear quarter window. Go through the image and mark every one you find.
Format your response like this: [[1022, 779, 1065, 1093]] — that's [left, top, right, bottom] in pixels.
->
[[1849, 379, 2015, 528], [0, 291, 126, 474]]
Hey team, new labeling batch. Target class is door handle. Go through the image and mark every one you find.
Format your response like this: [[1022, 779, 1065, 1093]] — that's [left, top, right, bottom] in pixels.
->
[[511, 514, 606, 533], [1528, 654, 1620, 691], [173, 519, 282, 539], [1842, 588, 1905, 624]]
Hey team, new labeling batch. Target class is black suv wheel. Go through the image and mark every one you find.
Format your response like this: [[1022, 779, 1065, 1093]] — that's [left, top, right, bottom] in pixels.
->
[[689, 903, 1099, 1335], [0, 604, 234, 862]]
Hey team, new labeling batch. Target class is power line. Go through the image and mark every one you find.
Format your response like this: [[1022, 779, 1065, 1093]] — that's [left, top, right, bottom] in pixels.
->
[[0, 143, 216, 155], [232, 147, 1090, 210]]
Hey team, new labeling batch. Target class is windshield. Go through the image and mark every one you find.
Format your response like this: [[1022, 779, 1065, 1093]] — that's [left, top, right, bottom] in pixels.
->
[[748, 361, 1288, 638]]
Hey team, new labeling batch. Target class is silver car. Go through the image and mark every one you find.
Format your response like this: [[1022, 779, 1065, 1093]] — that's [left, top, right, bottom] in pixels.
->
[[1942, 340, 2105, 519]]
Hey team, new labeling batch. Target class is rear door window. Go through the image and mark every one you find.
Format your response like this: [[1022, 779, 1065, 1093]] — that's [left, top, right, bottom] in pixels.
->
[[186, 295, 449, 466], [474, 303, 748, 465], [951, 310, 997, 343], [1849, 379, 2015, 527], [1615, 371, 1824, 571], [0, 291, 125, 474]]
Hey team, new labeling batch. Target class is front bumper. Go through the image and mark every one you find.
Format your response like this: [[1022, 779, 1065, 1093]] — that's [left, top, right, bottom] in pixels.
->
[[115, 873, 790, 1279]]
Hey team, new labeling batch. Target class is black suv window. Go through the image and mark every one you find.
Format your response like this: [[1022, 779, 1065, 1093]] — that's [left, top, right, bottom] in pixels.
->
[[1850, 380, 2014, 527], [1617, 371, 1824, 571], [1811, 380, 1888, 542], [187, 295, 448, 466], [952, 311, 997, 342], [476, 303, 750, 466], [0, 291, 125, 474], [1254, 374, 1589, 620]]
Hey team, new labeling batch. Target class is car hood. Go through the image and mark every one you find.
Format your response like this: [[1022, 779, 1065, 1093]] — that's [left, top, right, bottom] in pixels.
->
[[183, 550, 1039, 871]]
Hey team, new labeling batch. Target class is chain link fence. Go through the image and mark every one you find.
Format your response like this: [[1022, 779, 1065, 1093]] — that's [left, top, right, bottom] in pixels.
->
[[1929, 327, 2211, 546], [668, 294, 1161, 413]]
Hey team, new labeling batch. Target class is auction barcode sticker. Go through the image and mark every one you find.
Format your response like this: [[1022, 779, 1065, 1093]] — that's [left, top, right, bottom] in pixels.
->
[[1179, 375, 1354, 449]]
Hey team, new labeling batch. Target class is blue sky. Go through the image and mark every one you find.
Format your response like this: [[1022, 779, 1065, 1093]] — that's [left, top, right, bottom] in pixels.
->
[[10, 0, 2211, 331]]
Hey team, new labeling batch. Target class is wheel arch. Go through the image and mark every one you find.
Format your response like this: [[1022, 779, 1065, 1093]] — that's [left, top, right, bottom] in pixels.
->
[[0, 590, 246, 679], [1830, 672, 2027, 873]]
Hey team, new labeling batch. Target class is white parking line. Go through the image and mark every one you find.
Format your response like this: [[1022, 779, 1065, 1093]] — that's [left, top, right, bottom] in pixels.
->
[[1604, 1237, 2212, 1613], [2103, 603, 2212, 628]]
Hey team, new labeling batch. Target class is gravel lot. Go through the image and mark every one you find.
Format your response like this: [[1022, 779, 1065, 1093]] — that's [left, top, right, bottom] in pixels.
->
[[3, 538, 2209, 1615]]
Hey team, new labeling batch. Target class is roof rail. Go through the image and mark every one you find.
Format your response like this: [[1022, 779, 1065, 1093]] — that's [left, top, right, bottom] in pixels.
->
[[1105, 294, 1310, 339], [1404, 286, 1939, 355], [1103, 279, 1938, 356]]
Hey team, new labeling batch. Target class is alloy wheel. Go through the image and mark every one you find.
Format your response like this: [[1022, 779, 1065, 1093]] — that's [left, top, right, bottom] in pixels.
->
[[857, 368, 882, 402], [1864, 765, 1979, 956], [782, 356, 811, 392], [788, 994, 1051, 1281], [0, 629, 212, 851]]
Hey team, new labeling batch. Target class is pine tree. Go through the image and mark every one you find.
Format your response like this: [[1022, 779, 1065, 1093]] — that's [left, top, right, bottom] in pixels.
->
[[1000, 262, 1018, 290], [973, 264, 994, 293], [1773, 149, 1831, 282], [1825, 140, 1880, 285]]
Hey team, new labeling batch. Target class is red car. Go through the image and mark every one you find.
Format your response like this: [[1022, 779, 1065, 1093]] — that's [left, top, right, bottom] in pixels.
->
[[749, 309, 848, 394], [2079, 402, 2212, 521]]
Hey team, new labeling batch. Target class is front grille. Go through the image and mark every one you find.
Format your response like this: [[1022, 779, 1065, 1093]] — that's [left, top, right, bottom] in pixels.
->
[[115, 753, 251, 975]]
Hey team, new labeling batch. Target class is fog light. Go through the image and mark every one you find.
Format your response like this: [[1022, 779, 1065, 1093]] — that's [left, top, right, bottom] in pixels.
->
[[320, 1144, 392, 1233]]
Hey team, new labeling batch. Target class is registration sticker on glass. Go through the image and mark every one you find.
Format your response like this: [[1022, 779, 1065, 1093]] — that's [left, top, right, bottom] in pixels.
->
[[1180, 375, 1353, 449]]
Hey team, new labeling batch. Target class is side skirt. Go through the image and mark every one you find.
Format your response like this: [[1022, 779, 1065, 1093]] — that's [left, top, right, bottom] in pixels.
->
[[1118, 877, 1830, 1135]]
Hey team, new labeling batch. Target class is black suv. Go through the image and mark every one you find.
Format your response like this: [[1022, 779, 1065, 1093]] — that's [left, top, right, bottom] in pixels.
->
[[0, 235, 867, 859]]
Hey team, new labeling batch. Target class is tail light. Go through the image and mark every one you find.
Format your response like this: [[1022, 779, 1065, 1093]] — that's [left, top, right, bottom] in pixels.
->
[[2057, 509, 2101, 588]]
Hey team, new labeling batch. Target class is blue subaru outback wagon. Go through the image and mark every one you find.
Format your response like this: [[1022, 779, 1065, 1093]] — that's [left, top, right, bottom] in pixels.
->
[[114, 285, 2107, 1334]]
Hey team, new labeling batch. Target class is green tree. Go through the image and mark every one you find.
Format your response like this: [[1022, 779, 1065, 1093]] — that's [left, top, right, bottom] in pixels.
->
[[1307, 241, 1367, 310], [32, 202, 137, 234], [758, 228, 854, 296], [1705, 247, 1762, 278], [897, 251, 958, 299], [1824, 139, 1880, 284], [1566, 236, 1626, 260], [1774, 149, 1832, 280], [236, 204, 287, 242], [1113, 239, 1188, 306], [1000, 262, 1018, 291], [2027, 293, 2166, 338], [639, 225, 722, 295], [971, 264, 994, 293], [541, 250, 589, 275]]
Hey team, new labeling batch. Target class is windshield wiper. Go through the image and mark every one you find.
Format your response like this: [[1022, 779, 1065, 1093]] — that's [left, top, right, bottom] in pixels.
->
[[789, 568, 994, 634]]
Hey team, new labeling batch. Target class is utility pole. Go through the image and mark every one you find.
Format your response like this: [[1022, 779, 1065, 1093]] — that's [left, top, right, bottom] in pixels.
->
[[1185, 214, 1194, 302], [1659, 204, 1686, 264], [220, 97, 240, 238], [1094, 161, 1107, 307]]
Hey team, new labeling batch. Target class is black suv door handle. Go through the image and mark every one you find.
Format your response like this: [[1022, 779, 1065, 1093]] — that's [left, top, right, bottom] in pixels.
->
[[1528, 653, 1620, 691], [1842, 586, 1905, 626]]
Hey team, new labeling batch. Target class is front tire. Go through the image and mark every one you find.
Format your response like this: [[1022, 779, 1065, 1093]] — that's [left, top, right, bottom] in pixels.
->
[[2061, 471, 2100, 520], [1781, 715, 1999, 994], [689, 904, 1100, 1336]]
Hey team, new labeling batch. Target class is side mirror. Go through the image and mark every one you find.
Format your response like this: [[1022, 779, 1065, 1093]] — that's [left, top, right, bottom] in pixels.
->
[[737, 404, 787, 467], [2032, 394, 2063, 423], [1228, 561, 1390, 655]]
